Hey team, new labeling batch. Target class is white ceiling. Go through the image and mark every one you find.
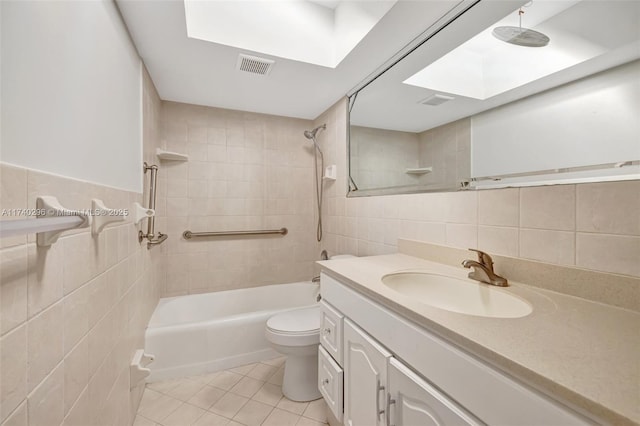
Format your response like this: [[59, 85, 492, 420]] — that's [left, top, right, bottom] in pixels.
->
[[116, 0, 465, 120], [183, 0, 396, 68]]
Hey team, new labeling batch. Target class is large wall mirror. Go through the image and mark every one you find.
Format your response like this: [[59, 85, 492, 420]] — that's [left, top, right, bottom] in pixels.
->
[[347, 0, 640, 196]]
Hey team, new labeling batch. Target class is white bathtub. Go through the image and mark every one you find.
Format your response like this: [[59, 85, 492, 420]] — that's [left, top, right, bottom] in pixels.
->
[[145, 282, 319, 381]]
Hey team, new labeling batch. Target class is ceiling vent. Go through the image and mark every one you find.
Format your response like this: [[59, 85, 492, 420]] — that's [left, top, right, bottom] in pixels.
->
[[236, 54, 275, 76], [419, 94, 455, 106]]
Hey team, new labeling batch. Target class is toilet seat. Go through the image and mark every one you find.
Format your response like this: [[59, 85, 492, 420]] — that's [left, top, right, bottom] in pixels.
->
[[266, 306, 320, 347]]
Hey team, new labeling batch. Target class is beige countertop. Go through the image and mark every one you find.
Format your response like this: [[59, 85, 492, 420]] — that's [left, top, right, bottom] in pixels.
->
[[318, 253, 640, 425]]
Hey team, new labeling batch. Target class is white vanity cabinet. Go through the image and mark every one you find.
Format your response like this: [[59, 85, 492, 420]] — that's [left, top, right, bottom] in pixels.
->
[[320, 272, 593, 426], [343, 319, 391, 426], [343, 319, 480, 426]]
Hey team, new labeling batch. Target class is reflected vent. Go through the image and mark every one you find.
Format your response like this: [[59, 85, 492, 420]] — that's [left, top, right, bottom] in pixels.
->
[[236, 54, 275, 76], [419, 94, 455, 106]]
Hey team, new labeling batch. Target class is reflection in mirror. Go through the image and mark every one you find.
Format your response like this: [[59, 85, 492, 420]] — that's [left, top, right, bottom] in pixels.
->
[[348, 0, 640, 196], [349, 118, 470, 194]]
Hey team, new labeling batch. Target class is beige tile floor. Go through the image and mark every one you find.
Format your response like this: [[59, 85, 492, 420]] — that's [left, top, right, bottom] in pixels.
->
[[134, 357, 329, 426]]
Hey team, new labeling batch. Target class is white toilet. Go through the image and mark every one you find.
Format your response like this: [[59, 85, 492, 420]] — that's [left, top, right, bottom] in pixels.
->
[[265, 306, 321, 402]]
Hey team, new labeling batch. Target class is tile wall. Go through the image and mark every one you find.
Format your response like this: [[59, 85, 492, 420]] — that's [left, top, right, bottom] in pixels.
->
[[417, 118, 470, 190], [0, 69, 164, 426], [159, 102, 319, 297], [350, 126, 419, 188], [350, 118, 470, 191], [315, 98, 640, 279]]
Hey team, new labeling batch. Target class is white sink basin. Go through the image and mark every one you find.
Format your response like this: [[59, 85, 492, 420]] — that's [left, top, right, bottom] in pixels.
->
[[381, 272, 532, 318]]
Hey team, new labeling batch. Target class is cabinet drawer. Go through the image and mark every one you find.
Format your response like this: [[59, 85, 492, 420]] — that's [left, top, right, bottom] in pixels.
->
[[320, 300, 343, 365], [319, 346, 344, 423]]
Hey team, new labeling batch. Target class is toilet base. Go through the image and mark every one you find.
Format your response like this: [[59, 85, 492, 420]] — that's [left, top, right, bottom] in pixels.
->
[[282, 351, 322, 402]]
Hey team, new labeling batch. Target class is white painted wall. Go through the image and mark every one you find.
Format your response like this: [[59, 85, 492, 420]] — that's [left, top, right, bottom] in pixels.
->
[[472, 60, 640, 178], [1, 0, 142, 192]]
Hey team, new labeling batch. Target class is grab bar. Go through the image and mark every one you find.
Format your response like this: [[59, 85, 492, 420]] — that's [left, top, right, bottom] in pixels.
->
[[183, 228, 288, 239], [138, 162, 167, 249], [145, 163, 158, 239]]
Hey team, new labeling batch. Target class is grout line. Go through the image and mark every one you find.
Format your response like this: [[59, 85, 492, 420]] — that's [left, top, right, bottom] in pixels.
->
[[573, 184, 577, 266], [0, 400, 27, 426]]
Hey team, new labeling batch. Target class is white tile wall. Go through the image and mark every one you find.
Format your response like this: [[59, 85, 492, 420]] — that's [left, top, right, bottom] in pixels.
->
[[0, 164, 163, 426], [160, 102, 318, 297], [0, 67, 164, 426], [317, 98, 640, 278]]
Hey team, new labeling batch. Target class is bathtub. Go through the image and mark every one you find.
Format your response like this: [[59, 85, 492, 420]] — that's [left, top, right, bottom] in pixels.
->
[[145, 282, 319, 382]]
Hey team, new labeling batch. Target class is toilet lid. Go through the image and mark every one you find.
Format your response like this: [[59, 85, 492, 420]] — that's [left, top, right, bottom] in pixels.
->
[[267, 306, 320, 334]]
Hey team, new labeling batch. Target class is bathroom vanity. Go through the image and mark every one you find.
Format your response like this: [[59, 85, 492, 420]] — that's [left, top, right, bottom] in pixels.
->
[[317, 247, 639, 425]]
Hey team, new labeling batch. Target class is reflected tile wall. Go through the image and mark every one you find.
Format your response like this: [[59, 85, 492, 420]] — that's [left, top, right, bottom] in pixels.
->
[[317, 98, 640, 279], [350, 126, 420, 188]]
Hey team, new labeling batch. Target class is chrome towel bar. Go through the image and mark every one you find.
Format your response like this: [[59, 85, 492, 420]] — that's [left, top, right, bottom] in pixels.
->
[[183, 228, 288, 239]]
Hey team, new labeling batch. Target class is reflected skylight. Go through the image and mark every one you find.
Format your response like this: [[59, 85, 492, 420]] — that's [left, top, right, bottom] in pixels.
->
[[404, 0, 637, 100]]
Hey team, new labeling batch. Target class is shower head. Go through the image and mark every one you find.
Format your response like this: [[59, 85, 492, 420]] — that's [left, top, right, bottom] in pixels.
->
[[492, 26, 549, 47], [492, 3, 549, 48], [304, 124, 326, 140]]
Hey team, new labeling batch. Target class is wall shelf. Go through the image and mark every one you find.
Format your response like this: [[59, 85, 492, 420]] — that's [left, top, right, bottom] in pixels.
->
[[156, 148, 188, 162], [405, 167, 433, 175]]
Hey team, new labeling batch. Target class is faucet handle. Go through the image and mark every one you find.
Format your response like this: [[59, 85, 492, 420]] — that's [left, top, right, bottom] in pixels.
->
[[468, 249, 494, 268]]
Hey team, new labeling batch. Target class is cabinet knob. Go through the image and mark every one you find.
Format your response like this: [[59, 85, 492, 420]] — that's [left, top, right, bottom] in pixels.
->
[[323, 328, 331, 335], [322, 378, 330, 385]]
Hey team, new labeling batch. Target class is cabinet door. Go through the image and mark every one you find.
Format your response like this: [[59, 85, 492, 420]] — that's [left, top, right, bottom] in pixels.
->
[[388, 358, 482, 426], [343, 319, 392, 426]]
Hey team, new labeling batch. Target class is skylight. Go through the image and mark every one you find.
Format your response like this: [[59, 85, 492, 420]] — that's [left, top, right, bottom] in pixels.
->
[[183, 0, 396, 68]]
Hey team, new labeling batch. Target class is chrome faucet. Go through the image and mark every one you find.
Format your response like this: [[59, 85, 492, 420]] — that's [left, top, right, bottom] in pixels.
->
[[462, 249, 508, 287]]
